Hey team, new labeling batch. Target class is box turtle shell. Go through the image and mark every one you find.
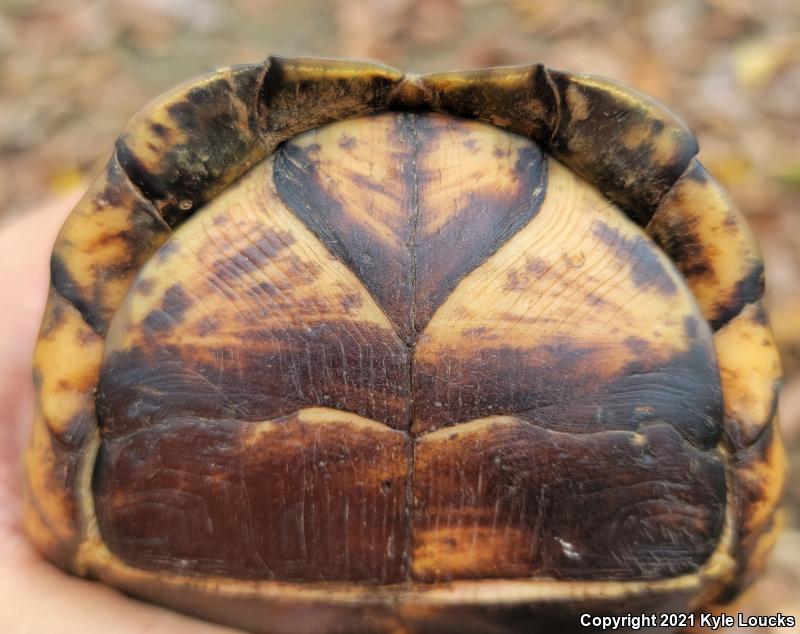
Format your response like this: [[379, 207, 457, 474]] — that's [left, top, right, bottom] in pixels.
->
[[25, 57, 785, 634]]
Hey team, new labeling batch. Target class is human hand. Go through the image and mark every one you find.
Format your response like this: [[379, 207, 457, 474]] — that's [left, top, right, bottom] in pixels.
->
[[0, 193, 234, 633]]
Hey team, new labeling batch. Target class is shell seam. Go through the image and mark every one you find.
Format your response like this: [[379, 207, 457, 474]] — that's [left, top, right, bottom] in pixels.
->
[[404, 112, 421, 582]]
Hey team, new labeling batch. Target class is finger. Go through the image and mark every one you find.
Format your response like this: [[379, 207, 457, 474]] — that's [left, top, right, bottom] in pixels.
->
[[0, 192, 82, 530], [0, 532, 236, 634]]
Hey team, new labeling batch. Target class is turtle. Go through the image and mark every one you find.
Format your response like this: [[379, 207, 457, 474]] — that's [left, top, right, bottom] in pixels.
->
[[24, 57, 785, 634]]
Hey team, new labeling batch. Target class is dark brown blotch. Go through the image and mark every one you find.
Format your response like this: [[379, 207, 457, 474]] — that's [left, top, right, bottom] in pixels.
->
[[186, 77, 233, 106], [527, 256, 550, 276], [710, 263, 765, 331], [157, 240, 181, 261], [134, 278, 155, 297], [114, 142, 164, 207], [39, 301, 67, 340], [460, 326, 488, 337], [684, 315, 700, 339], [162, 284, 192, 320], [193, 316, 220, 337], [648, 211, 713, 279], [584, 291, 607, 307], [99, 178, 124, 207], [592, 220, 677, 296], [752, 302, 769, 326], [649, 119, 665, 134], [50, 255, 104, 335], [685, 163, 710, 184], [624, 336, 650, 356], [149, 122, 171, 139], [504, 256, 549, 292], [341, 292, 364, 312], [141, 311, 172, 333], [210, 232, 297, 283], [723, 209, 739, 229], [253, 279, 292, 298], [141, 283, 191, 333], [338, 135, 357, 151]]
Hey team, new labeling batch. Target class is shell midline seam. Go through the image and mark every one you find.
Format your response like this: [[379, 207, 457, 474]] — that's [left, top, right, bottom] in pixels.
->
[[404, 112, 421, 582]]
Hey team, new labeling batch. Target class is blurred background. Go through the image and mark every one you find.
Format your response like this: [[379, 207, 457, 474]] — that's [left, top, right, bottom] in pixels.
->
[[1, 0, 798, 630]]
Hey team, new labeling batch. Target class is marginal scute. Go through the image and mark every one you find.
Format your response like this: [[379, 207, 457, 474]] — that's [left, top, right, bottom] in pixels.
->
[[421, 64, 558, 139], [49, 155, 170, 334], [70, 567, 719, 634], [24, 152, 172, 572], [115, 58, 405, 228], [259, 57, 404, 139], [387, 74, 429, 110], [116, 64, 267, 226], [722, 424, 786, 600], [644, 158, 781, 605], [648, 159, 764, 330], [24, 155, 171, 572], [705, 302, 786, 604], [421, 64, 698, 225], [22, 405, 85, 569], [33, 292, 103, 444], [714, 302, 781, 449], [546, 71, 698, 225]]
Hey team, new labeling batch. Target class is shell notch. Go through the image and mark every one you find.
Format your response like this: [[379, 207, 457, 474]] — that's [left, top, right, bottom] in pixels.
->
[[26, 56, 784, 634]]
